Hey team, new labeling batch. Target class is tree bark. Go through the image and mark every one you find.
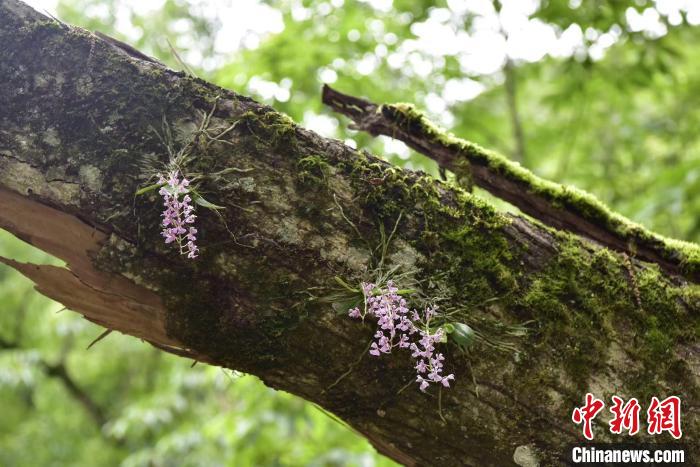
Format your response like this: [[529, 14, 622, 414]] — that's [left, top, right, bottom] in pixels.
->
[[320, 86, 700, 283], [0, 2, 698, 465]]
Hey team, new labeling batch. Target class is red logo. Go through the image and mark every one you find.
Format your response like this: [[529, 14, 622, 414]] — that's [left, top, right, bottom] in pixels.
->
[[609, 396, 641, 436], [647, 396, 682, 439], [572, 393, 605, 440], [572, 394, 682, 440]]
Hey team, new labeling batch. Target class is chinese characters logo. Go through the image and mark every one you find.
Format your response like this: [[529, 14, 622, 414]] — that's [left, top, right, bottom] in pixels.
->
[[572, 393, 681, 440]]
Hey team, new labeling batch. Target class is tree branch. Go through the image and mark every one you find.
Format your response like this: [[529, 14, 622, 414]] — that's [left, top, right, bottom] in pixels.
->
[[41, 360, 108, 427], [0, 337, 108, 429], [321, 84, 700, 282]]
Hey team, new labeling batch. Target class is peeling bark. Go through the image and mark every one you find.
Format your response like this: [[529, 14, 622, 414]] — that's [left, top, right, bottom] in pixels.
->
[[0, 2, 698, 465]]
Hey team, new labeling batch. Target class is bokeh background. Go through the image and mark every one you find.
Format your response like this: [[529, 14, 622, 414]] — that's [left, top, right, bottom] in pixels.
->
[[2, 0, 700, 465]]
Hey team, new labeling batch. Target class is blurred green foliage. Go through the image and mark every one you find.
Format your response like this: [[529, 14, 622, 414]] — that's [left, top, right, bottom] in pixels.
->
[[3, 0, 700, 464]]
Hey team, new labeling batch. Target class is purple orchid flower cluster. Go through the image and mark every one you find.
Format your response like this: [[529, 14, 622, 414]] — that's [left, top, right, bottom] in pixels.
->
[[348, 281, 454, 392], [158, 170, 199, 259]]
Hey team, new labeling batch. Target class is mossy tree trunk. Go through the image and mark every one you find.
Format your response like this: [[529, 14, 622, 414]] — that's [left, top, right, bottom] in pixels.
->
[[0, 2, 698, 465]]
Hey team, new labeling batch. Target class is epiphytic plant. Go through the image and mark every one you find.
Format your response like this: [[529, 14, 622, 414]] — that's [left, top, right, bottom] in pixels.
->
[[348, 280, 455, 391], [135, 98, 253, 258], [157, 170, 199, 258]]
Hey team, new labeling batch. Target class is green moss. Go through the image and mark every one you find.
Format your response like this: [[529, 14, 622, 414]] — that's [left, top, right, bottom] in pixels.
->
[[679, 284, 700, 308], [515, 241, 610, 387], [508, 231, 698, 398], [20, 18, 65, 33], [380, 103, 700, 277], [451, 157, 473, 191], [440, 222, 516, 300], [238, 109, 297, 150], [297, 154, 330, 187], [644, 316, 673, 356], [328, 139, 520, 330], [341, 145, 506, 231]]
